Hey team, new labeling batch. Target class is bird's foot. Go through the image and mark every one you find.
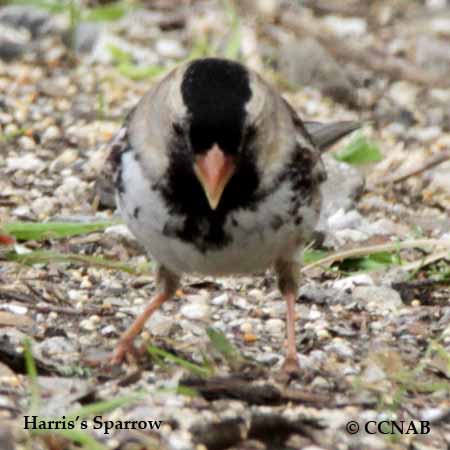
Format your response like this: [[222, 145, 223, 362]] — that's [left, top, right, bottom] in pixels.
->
[[281, 355, 300, 375], [111, 337, 140, 365]]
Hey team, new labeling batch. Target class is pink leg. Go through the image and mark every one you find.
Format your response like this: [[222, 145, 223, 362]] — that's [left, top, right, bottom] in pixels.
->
[[281, 290, 300, 373], [111, 290, 171, 364]]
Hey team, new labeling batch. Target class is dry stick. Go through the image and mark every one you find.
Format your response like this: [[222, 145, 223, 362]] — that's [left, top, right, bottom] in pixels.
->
[[279, 11, 448, 88], [302, 239, 450, 273], [377, 150, 450, 185], [300, 0, 366, 17], [30, 304, 120, 316], [400, 249, 450, 273]]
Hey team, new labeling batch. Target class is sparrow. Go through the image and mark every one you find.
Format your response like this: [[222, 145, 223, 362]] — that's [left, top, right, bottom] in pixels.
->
[[105, 57, 359, 373]]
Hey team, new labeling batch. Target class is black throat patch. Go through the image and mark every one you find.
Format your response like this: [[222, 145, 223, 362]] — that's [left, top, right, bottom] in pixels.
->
[[161, 135, 260, 252]]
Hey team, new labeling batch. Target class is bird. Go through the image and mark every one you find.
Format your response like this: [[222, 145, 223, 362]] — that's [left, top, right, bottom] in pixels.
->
[[105, 57, 359, 373]]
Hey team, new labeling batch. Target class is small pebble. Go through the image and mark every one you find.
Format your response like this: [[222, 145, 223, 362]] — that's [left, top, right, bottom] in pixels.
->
[[243, 332, 257, 343], [248, 288, 264, 300], [311, 376, 331, 389], [232, 296, 249, 310], [80, 278, 92, 289], [155, 38, 186, 59], [80, 318, 97, 331], [100, 325, 117, 336], [18, 136, 35, 151], [180, 303, 209, 320], [265, 318, 284, 334], [316, 329, 330, 340], [240, 322, 253, 333], [7, 154, 44, 171], [41, 125, 61, 142], [68, 289, 87, 302], [211, 293, 229, 305]]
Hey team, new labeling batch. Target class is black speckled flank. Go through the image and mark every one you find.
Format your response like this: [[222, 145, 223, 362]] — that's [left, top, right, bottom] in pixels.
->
[[109, 109, 135, 195], [181, 58, 252, 155]]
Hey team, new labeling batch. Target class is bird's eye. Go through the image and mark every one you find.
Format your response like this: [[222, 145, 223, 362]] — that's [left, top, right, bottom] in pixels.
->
[[245, 125, 256, 141], [173, 123, 184, 137], [242, 125, 256, 148]]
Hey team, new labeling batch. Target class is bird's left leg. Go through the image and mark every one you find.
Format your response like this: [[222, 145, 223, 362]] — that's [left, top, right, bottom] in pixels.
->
[[274, 259, 301, 374]]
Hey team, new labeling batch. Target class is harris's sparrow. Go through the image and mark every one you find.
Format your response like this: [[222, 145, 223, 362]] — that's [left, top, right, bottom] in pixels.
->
[[106, 57, 359, 373]]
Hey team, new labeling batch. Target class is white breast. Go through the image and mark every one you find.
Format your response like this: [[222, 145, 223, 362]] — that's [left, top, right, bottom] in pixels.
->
[[118, 152, 318, 276]]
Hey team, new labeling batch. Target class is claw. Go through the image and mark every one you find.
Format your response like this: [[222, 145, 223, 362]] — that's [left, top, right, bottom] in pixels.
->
[[281, 356, 300, 375], [111, 338, 139, 365]]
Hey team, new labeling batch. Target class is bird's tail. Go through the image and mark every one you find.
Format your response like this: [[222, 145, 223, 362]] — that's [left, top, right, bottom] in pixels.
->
[[305, 121, 361, 152]]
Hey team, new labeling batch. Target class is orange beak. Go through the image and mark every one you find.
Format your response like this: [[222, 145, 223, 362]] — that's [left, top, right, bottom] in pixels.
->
[[194, 144, 236, 210]]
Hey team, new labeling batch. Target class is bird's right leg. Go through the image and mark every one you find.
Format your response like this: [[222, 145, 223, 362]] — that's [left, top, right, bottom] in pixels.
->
[[111, 265, 179, 365]]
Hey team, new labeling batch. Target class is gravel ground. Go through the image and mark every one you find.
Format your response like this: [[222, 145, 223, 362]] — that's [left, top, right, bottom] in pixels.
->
[[0, 1, 450, 449]]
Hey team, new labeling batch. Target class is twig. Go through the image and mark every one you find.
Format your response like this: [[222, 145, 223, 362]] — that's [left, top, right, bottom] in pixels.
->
[[377, 150, 450, 185], [399, 249, 450, 273], [0, 288, 123, 317], [30, 304, 118, 317], [301, 0, 365, 17], [302, 239, 450, 272]]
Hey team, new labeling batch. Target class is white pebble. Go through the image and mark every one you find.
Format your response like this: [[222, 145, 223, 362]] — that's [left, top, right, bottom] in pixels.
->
[[265, 318, 284, 334], [31, 196, 56, 217], [42, 125, 61, 142], [7, 154, 44, 172], [180, 303, 209, 320], [80, 318, 97, 331], [323, 16, 367, 37], [308, 307, 322, 320], [18, 136, 35, 151], [211, 293, 229, 306], [240, 322, 253, 333], [331, 274, 374, 291], [3, 304, 27, 314], [49, 149, 78, 172], [232, 296, 249, 310], [146, 311, 172, 336], [248, 289, 264, 301], [155, 39, 186, 59], [80, 278, 92, 289], [68, 289, 86, 302], [101, 325, 117, 336]]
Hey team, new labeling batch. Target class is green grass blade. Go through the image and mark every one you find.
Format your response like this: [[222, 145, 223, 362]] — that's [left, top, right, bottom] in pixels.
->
[[108, 44, 133, 64], [222, 1, 241, 60], [338, 252, 398, 272], [147, 345, 212, 378], [4, 221, 117, 241], [8, 0, 67, 13], [206, 327, 245, 370], [23, 339, 40, 414], [6, 249, 147, 274], [66, 393, 146, 421], [188, 34, 212, 59], [303, 249, 328, 264], [117, 63, 167, 80], [334, 131, 382, 165], [0, 127, 26, 142], [83, 1, 128, 22]]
